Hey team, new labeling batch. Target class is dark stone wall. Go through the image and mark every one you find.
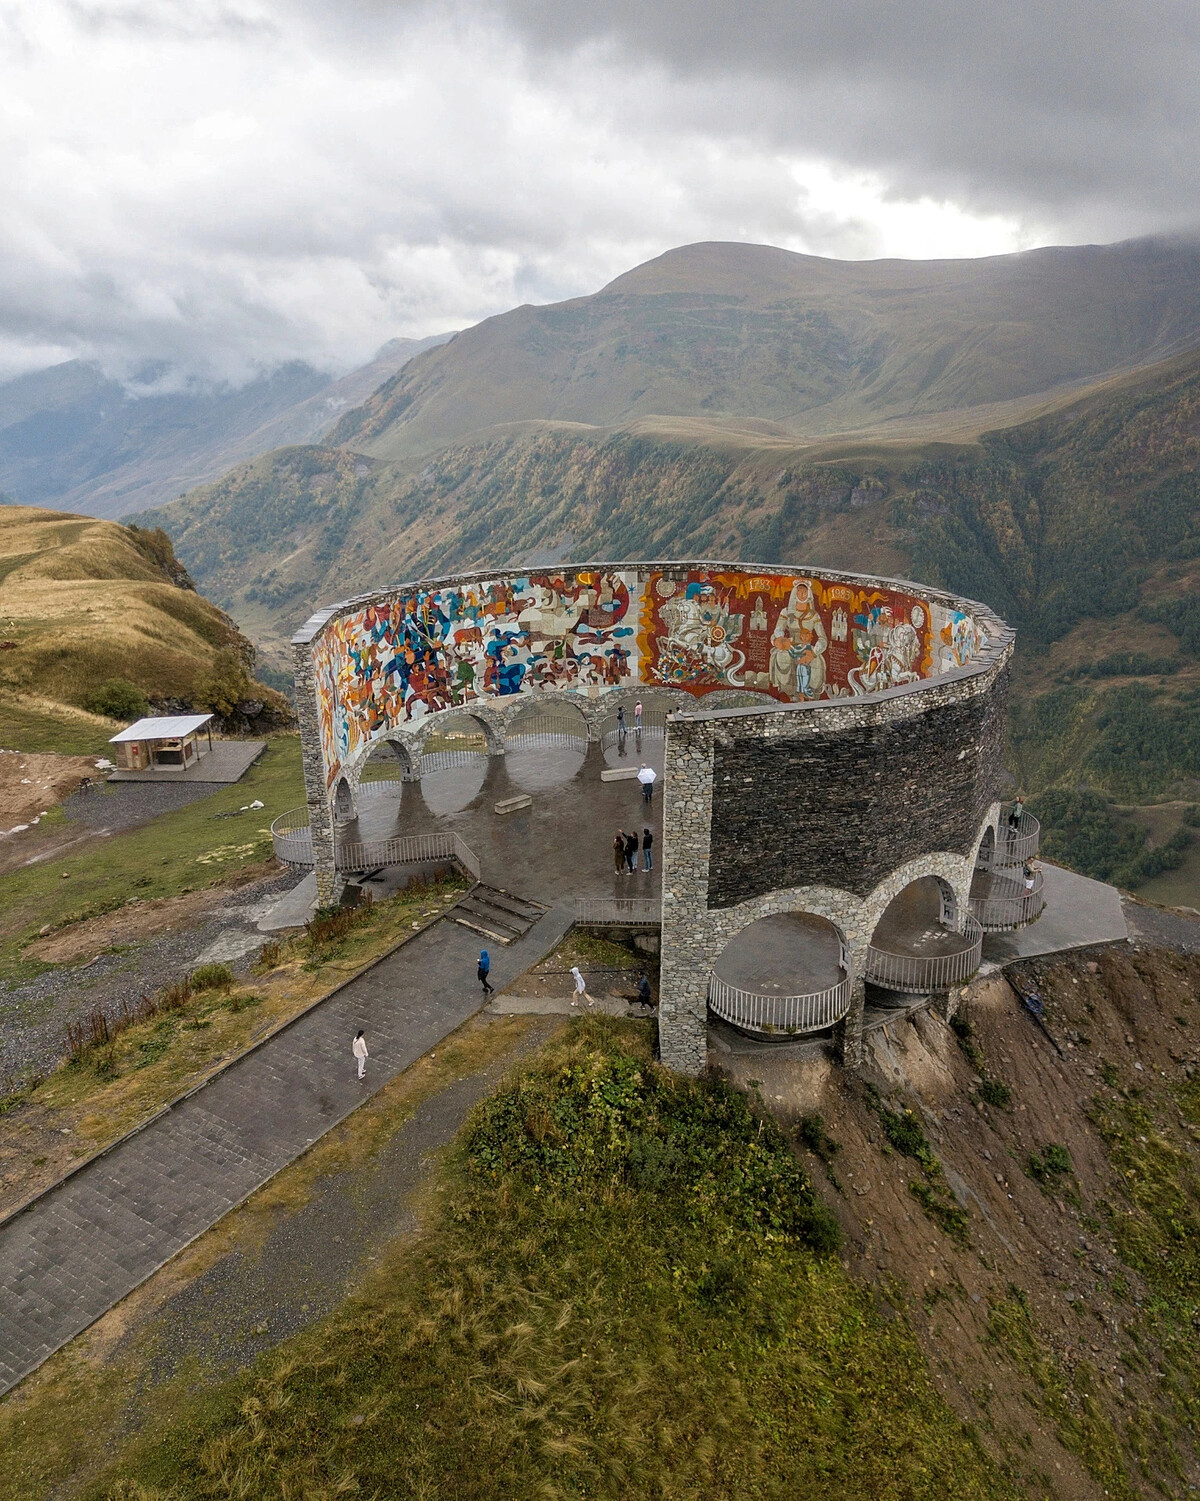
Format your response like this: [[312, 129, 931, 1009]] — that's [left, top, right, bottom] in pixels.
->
[[706, 669, 1008, 908]]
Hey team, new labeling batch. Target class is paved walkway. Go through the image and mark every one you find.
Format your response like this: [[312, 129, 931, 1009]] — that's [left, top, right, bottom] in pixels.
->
[[0, 900, 573, 1397]]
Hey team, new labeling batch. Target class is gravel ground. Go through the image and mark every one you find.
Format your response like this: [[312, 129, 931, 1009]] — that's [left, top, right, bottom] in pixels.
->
[[60, 780, 223, 832], [1122, 896, 1200, 953], [0, 868, 303, 1089]]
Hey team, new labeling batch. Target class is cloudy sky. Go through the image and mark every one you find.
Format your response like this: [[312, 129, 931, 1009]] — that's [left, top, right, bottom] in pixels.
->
[[3, 0, 1198, 385]]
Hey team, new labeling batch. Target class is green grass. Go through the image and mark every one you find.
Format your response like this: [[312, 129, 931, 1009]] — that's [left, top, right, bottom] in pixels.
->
[[0, 701, 113, 756], [89, 1022, 1010, 1501], [0, 735, 305, 983]]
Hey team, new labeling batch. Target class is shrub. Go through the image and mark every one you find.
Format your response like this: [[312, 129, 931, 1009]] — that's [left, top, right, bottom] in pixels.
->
[[255, 940, 282, 970], [190, 963, 234, 991], [1028, 1143, 1073, 1184], [979, 1077, 1013, 1109], [192, 648, 254, 719], [83, 678, 148, 720]]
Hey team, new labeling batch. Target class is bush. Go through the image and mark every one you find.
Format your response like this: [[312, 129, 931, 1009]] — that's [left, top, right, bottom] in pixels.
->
[[1028, 1143, 1073, 1184], [979, 1077, 1013, 1109], [190, 963, 234, 991], [192, 648, 254, 719], [83, 678, 148, 721]]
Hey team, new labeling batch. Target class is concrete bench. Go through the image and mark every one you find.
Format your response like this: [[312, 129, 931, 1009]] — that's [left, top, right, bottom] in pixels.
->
[[599, 767, 640, 783], [493, 794, 533, 814]]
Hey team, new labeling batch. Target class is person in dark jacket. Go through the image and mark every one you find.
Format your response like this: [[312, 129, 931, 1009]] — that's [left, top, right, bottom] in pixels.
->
[[613, 830, 626, 874], [477, 949, 494, 995], [636, 972, 653, 1007], [624, 829, 639, 872], [642, 826, 654, 871]]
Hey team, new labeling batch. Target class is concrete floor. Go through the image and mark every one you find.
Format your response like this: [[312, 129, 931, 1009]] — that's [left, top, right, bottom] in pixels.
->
[[871, 876, 977, 958], [713, 912, 843, 995], [982, 861, 1127, 963], [339, 740, 665, 910]]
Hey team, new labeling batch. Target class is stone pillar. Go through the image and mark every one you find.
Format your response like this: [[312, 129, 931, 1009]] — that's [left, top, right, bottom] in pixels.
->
[[836, 976, 866, 1068], [932, 987, 962, 1024], [657, 717, 717, 1075], [291, 640, 339, 906]]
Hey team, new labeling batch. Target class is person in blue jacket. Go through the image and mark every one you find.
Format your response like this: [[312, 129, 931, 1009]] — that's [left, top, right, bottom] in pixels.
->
[[477, 949, 494, 995]]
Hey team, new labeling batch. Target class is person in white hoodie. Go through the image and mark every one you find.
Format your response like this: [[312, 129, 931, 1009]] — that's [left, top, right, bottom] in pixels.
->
[[352, 1029, 368, 1080]]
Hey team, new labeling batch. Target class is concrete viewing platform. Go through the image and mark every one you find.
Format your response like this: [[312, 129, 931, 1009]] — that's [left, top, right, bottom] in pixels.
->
[[107, 741, 266, 784]]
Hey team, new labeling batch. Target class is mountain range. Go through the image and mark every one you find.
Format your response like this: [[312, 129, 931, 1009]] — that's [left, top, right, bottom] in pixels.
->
[[0, 334, 452, 520]]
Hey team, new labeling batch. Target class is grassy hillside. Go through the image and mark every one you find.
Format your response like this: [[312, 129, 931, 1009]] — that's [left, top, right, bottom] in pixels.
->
[[331, 237, 1200, 461], [83, 1021, 1011, 1501], [0, 506, 285, 748]]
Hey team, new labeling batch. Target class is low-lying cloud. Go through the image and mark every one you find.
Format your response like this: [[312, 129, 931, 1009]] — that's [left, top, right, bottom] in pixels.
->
[[1, 0, 1192, 385]]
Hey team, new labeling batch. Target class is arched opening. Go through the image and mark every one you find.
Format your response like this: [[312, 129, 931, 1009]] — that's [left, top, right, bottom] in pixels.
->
[[358, 740, 409, 802], [419, 712, 490, 814], [866, 875, 981, 995], [504, 700, 588, 791], [708, 911, 850, 1039], [332, 777, 356, 823]]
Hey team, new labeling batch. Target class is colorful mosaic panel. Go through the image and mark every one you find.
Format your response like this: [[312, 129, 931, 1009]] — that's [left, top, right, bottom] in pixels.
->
[[310, 566, 990, 788], [312, 571, 640, 786], [636, 569, 939, 702]]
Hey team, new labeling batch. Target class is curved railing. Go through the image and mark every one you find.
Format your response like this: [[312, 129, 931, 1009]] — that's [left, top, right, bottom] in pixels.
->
[[270, 808, 316, 867], [574, 896, 662, 926], [979, 810, 1041, 870], [707, 970, 852, 1038], [270, 811, 480, 879], [865, 916, 984, 993], [970, 869, 1045, 931], [505, 729, 587, 753]]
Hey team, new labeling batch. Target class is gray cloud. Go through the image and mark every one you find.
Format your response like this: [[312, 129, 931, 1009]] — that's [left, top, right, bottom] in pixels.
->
[[0, 0, 1193, 386]]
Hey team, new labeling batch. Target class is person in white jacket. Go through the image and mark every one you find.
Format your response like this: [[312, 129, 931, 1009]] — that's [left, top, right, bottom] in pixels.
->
[[352, 1029, 368, 1079]]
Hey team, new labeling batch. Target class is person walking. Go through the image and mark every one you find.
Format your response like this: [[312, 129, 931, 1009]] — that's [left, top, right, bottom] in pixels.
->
[[477, 948, 494, 995], [634, 700, 643, 731], [637, 763, 657, 803], [642, 826, 653, 871], [624, 828, 639, 873], [352, 1030, 368, 1080], [636, 971, 653, 1008], [570, 964, 589, 1006], [617, 705, 626, 733], [613, 829, 626, 874]]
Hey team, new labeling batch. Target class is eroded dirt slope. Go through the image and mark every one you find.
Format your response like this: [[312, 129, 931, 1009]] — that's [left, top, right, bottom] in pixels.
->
[[719, 946, 1200, 1499]]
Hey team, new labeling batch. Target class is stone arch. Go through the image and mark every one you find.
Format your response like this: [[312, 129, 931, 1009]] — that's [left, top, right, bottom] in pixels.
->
[[502, 695, 590, 742], [412, 706, 506, 758], [863, 850, 975, 942], [969, 801, 1003, 871], [332, 775, 356, 824]]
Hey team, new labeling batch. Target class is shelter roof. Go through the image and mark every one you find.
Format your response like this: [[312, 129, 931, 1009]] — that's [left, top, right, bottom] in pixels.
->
[[109, 714, 213, 743]]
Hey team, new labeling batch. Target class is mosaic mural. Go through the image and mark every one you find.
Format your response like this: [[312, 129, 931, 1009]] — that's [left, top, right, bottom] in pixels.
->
[[637, 569, 938, 701], [310, 566, 989, 787], [312, 572, 640, 785]]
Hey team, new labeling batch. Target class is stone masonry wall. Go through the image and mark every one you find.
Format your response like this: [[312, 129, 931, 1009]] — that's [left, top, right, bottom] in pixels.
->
[[657, 649, 1012, 1074], [707, 667, 1008, 906]]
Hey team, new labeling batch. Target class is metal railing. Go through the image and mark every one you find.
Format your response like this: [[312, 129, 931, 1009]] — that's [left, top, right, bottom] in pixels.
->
[[969, 869, 1045, 931], [574, 896, 662, 926], [419, 748, 488, 776], [865, 915, 984, 993], [601, 721, 666, 755], [979, 810, 1041, 870], [505, 729, 587, 752], [270, 812, 480, 880], [707, 970, 852, 1037]]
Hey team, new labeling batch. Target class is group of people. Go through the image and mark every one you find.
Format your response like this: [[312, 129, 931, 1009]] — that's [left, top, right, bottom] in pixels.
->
[[614, 826, 653, 873]]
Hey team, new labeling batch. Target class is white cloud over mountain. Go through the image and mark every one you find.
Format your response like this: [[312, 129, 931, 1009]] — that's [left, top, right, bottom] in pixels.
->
[[0, 0, 1191, 384]]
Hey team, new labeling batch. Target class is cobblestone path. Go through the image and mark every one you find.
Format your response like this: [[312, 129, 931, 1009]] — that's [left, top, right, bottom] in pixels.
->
[[0, 901, 573, 1396]]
